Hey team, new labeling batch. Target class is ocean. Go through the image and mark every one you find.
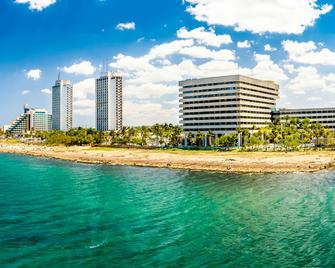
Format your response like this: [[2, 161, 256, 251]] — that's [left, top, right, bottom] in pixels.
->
[[0, 153, 334, 267]]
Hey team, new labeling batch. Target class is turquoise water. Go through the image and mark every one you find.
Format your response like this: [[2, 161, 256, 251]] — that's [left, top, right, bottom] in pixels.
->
[[0, 153, 334, 267]]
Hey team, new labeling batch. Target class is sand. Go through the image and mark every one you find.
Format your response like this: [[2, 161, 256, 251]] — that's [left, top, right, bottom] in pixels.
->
[[1, 142, 335, 173]]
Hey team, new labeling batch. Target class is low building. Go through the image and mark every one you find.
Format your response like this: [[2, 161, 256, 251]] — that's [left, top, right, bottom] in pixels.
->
[[6, 105, 52, 135], [179, 75, 279, 135], [276, 107, 335, 131]]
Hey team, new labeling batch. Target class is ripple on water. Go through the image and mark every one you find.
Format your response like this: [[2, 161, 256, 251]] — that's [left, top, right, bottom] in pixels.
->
[[0, 153, 334, 267]]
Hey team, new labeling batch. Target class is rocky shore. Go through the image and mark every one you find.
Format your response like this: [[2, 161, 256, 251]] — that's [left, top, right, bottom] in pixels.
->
[[1, 142, 335, 173]]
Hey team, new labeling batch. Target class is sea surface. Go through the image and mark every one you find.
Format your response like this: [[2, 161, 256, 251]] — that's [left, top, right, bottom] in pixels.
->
[[0, 153, 334, 267]]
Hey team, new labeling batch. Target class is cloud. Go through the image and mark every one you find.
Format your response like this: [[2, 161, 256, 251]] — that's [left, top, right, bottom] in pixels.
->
[[63, 61, 96, 75], [307, 96, 322, 102], [179, 46, 235, 60], [109, 27, 288, 125], [41, 88, 51, 94], [26, 69, 41, 80], [286, 66, 335, 94], [73, 78, 95, 116], [124, 101, 178, 126], [22, 90, 30, 95], [237, 40, 251, 48], [185, 0, 332, 34], [264, 44, 277, 52], [282, 40, 335, 65], [177, 27, 232, 47], [116, 22, 136, 31], [125, 83, 177, 100], [15, 0, 56, 11], [240, 54, 288, 81]]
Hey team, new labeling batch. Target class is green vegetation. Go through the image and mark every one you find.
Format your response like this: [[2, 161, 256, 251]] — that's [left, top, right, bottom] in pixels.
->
[[8, 118, 335, 151], [237, 117, 335, 151], [35, 124, 183, 147]]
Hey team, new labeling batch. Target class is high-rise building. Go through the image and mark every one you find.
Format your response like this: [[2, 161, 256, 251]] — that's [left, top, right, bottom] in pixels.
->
[[6, 105, 52, 135], [179, 75, 279, 135], [96, 72, 123, 131], [52, 78, 73, 131]]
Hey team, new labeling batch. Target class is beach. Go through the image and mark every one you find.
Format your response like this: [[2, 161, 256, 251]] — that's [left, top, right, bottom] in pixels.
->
[[1, 142, 335, 173]]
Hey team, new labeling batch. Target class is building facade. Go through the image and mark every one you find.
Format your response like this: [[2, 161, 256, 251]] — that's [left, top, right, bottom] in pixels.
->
[[276, 108, 335, 131], [52, 79, 73, 131], [179, 75, 279, 135], [96, 72, 123, 131], [6, 105, 52, 135]]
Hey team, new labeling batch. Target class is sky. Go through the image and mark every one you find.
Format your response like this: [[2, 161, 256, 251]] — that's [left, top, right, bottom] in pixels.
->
[[1, 0, 335, 127]]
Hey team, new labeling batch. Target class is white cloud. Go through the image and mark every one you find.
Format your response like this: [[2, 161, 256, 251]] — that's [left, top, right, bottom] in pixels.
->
[[307, 96, 322, 101], [41, 88, 51, 94], [72, 79, 96, 125], [15, 0, 56, 11], [116, 22, 136, 31], [148, 39, 195, 59], [26, 69, 41, 80], [286, 66, 335, 95], [63, 61, 96, 75], [125, 83, 177, 100], [185, 0, 332, 34], [283, 40, 335, 65], [22, 90, 30, 95], [239, 54, 288, 81], [237, 40, 251, 48], [124, 101, 178, 126], [179, 46, 235, 60], [283, 64, 297, 74], [107, 23, 291, 125], [177, 27, 232, 47], [264, 44, 277, 52]]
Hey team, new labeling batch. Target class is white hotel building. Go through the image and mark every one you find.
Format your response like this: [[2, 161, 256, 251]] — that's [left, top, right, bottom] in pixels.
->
[[96, 72, 123, 131], [52, 79, 73, 131], [179, 75, 279, 135], [6, 105, 52, 135]]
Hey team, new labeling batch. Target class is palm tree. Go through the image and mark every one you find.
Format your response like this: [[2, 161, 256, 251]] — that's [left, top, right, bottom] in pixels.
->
[[187, 132, 195, 147], [207, 130, 215, 147], [196, 130, 204, 147]]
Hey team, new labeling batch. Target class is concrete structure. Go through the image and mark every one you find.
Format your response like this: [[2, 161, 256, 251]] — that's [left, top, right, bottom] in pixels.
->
[[179, 75, 279, 135], [96, 72, 123, 131], [276, 107, 335, 131], [6, 105, 52, 135], [52, 78, 73, 131]]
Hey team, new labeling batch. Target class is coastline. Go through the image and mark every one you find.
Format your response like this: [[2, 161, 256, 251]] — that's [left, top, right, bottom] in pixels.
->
[[1, 142, 335, 173]]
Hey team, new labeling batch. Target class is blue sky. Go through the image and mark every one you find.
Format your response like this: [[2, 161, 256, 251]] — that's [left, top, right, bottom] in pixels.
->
[[1, 0, 335, 127]]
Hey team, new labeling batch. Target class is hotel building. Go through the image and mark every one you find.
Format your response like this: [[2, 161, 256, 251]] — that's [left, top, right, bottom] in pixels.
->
[[52, 79, 73, 131], [275, 107, 335, 131], [96, 72, 123, 131], [179, 75, 279, 135], [6, 105, 52, 135]]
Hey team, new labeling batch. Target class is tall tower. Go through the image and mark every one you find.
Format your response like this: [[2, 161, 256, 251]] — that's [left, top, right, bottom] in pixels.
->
[[52, 77, 73, 131], [96, 72, 123, 131]]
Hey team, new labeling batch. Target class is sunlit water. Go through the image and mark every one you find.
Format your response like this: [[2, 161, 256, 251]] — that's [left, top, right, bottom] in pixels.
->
[[0, 153, 334, 267]]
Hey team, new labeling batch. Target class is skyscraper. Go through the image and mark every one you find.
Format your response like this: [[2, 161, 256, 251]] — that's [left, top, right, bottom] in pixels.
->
[[52, 77, 73, 131], [96, 72, 123, 131]]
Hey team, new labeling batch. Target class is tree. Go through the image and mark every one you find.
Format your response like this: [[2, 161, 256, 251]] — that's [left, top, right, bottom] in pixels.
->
[[187, 132, 195, 147], [207, 130, 215, 147], [215, 134, 237, 148], [196, 130, 204, 147]]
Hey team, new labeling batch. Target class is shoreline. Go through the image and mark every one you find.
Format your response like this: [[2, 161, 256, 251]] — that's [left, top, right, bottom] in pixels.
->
[[1, 142, 335, 173]]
